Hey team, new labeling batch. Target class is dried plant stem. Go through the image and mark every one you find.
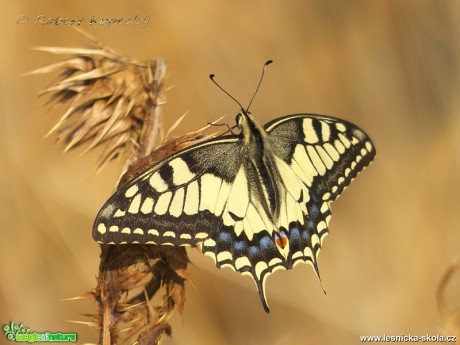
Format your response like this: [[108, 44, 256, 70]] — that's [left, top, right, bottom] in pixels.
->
[[95, 244, 188, 344], [33, 35, 216, 344], [94, 58, 181, 345], [122, 59, 167, 173]]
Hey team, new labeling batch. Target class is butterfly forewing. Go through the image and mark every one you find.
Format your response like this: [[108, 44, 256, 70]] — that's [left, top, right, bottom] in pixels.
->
[[266, 114, 375, 267], [93, 136, 243, 245]]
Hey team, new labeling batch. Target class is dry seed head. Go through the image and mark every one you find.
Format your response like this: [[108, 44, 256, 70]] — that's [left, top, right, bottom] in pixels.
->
[[30, 41, 166, 174]]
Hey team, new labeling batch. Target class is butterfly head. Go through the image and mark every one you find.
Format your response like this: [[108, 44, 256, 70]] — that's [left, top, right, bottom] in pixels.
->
[[235, 110, 260, 140], [235, 110, 252, 128]]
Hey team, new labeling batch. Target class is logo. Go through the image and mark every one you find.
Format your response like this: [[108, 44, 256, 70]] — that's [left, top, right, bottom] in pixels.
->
[[3, 321, 77, 343]]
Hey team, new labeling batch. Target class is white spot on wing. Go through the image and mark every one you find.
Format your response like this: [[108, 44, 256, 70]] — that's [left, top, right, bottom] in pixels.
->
[[317, 221, 327, 232], [169, 158, 195, 185], [141, 197, 155, 214], [303, 118, 319, 144], [204, 250, 217, 263], [292, 251, 303, 259], [195, 232, 208, 239], [323, 143, 340, 161], [154, 192, 172, 215], [293, 145, 317, 185], [234, 221, 244, 237], [184, 181, 199, 215], [275, 156, 302, 201], [303, 246, 313, 259], [268, 257, 283, 267], [148, 229, 159, 236], [255, 261, 268, 279], [169, 187, 185, 217], [316, 145, 334, 169], [286, 193, 299, 225], [199, 174, 222, 214], [242, 216, 254, 239], [321, 122, 331, 141], [217, 251, 232, 262], [203, 238, 216, 247], [289, 157, 311, 186], [97, 223, 106, 234], [336, 123, 346, 132], [133, 228, 144, 235], [365, 141, 373, 152], [128, 194, 142, 214], [125, 185, 139, 198], [215, 181, 232, 217], [307, 146, 326, 175], [149, 172, 168, 193], [334, 140, 345, 154], [311, 234, 320, 248], [235, 256, 251, 270], [245, 203, 268, 234], [338, 133, 351, 148], [226, 167, 249, 219], [114, 209, 126, 218]]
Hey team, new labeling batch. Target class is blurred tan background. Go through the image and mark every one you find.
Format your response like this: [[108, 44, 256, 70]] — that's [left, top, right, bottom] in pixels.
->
[[1, 0, 459, 344]]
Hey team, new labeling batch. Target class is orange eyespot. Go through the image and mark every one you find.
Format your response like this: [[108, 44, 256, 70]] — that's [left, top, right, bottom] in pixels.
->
[[275, 233, 288, 249]]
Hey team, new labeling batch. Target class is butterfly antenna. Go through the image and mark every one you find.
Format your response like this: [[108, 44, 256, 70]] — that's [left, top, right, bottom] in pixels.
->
[[245, 59, 273, 113], [210, 74, 244, 110]]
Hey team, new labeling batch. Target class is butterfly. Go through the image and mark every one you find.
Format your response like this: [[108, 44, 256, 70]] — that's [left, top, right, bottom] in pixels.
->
[[92, 62, 375, 312]]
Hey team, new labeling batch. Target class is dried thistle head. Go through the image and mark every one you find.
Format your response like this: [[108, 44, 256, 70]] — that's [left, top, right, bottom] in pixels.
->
[[29, 34, 166, 173]]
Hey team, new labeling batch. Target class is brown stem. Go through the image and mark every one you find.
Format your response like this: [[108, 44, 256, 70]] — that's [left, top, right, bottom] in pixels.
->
[[95, 58, 183, 345]]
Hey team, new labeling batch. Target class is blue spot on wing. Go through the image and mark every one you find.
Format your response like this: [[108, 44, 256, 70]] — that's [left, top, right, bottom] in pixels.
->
[[234, 241, 246, 251], [309, 204, 319, 218], [259, 236, 273, 250], [219, 232, 232, 243], [249, 246, 260, 256], [290, 227, 301, 240]]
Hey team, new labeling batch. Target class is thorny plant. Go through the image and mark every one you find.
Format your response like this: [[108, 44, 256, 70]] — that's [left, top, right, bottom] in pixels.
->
[[31, 32, 217, 344]]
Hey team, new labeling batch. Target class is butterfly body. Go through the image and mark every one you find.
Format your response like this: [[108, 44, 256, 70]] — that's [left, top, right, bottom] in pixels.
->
[[93, 111, 375, 312]]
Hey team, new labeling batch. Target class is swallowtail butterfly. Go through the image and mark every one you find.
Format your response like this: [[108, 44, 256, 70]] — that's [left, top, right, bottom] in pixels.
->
[[93, 62, 375, 312]]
